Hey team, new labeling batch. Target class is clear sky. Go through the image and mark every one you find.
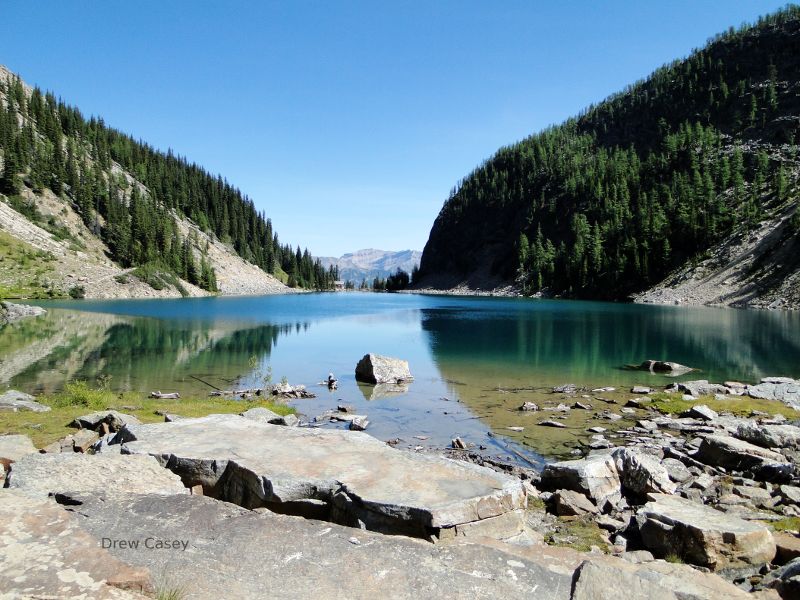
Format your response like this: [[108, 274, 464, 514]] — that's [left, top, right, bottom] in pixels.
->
[[0, 1, 789, 256]]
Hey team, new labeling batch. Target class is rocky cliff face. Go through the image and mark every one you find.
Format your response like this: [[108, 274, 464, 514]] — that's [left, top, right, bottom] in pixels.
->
[[415, 8, 800, 308]]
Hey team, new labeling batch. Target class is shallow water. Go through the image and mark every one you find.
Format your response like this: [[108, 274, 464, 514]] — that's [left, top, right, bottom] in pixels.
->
[[3, 293, 799, 461]]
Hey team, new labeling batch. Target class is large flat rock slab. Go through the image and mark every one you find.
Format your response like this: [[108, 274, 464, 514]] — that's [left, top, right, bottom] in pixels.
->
[[0, 389, 51, 412], [637, 493, 776, 571], [0, 433, 37, 461], [114, 414, 525, 539], [0, 489, 151, 599], [67, 492, 573, 600], [6, 452, 189, 499]]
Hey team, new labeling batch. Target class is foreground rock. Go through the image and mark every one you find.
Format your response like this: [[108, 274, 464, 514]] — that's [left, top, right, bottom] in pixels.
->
[[355, 353, 414, 384], [748, 378, 800, 410], [0, 389, 51, 412], [0, 433, 37, 462], [113, 414, 525, 540], [540, 455, 621, 510], [0, 489, 151, 599], [6, 452, 188, 499], [65, 492, 566, 599], [0, 300, 46, 325], [72, 409, 142, 431], [612, 447, 677, 496], [637, 493, 776, 571], [696, 435, 786, 472]]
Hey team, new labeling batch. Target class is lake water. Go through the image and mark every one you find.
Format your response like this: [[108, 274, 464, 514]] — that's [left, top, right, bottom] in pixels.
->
[[3, 293, 800, 462]]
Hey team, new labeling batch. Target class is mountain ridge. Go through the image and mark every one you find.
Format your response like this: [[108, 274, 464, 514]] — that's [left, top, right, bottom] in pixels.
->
[[317, 248, 421, 284], [415, 6, 800, 308]]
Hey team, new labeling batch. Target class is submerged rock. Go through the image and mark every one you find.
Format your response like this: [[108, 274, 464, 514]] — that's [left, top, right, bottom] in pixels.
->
[[355, 353, 414, 385], [637, 493, 776, 571], [637, 360, 694, 376]]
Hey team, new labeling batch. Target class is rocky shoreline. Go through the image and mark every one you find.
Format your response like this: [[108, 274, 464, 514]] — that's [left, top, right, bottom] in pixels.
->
[[1, 370, 799, 598]]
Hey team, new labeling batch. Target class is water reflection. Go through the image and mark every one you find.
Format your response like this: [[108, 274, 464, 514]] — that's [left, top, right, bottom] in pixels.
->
[[0, 309, 307, 394]]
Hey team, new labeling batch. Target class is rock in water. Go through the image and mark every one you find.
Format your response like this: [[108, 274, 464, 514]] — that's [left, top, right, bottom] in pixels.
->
[[637, 493, 776, 571], [112, 414, 525, 541], [355, 353, 414, 384], [637, 360, 694, 376], [540, 455, 621, 511]]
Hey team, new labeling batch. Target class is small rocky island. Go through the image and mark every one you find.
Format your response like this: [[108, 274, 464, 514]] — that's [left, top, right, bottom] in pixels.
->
[[1, 356, 799, 598]]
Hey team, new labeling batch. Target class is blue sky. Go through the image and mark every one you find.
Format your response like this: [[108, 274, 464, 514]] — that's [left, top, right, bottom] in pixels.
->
[[0, 1, 789, 256]]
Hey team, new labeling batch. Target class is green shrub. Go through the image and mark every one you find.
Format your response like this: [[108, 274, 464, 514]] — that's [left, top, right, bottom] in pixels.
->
[[46, 381, 113, 410], [68, 285, 86, 299]]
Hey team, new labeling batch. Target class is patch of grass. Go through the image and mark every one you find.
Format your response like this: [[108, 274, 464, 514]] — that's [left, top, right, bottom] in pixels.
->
[[113, 274, 129, 284], [544, 516, 609, 553], [0, 230, 65, 299], [769, 517, 800, 533], [649, 392, 798, 419], [664, 552, 685, 564], [527, 496, 546, 510], [0, 383, 295, 448]]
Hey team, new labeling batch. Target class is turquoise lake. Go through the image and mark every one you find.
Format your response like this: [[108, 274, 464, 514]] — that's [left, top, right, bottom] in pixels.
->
[[2, 293, 799, 461]]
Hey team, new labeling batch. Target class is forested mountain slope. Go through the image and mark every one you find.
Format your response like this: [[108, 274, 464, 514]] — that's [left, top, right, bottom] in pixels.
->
[[0, 66, 336, 299], [416, 6, 800, 307]]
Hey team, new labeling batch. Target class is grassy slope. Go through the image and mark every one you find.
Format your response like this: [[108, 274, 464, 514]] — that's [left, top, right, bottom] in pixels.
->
[[0, 229, 63, 299]]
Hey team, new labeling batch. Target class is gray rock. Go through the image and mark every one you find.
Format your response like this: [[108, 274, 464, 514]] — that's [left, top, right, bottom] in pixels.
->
[[67, 492, 584, 599], [780, 485, 800, 505], [661, 457, 693, 483], [637, 360, 694, 376], [553, 383, 578, 394], [761, 556, 800, 599], [540, 455, 621, 510], [570, 557, 752, 600], [612, 448, 677, 496], [349, 416, 369, 431], [72, 428, 100, 452], [736, 423, 800, 449], [637, 493, 776, 571], [748, 379, 800, 410], [72, 410, 141, 431], [0, 389, 51, 412], [5, 452, 188, 499], [619, 550, 654, 564], [631, 386, 651, 394], [553, 489, 598, 516], [675, 380, 731, 398], [519, 401, 539, 411], [695, 435, 785, 472], [113, 414, 526, 540], [682, 404, 718, 421], [240, 407, 298, 426], [0, 489, 152, 598], [0, 433, 37, 462], [355, 353, 413, 384], [0, 300, 46, 325], [539, 420, 567, 428]]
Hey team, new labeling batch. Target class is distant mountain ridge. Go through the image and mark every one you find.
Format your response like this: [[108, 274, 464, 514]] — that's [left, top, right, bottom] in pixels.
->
[[317, 249, 421, 283]]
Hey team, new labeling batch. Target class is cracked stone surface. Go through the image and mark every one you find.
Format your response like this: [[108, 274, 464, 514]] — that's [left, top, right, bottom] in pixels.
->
[[113, 414, 526, 539]]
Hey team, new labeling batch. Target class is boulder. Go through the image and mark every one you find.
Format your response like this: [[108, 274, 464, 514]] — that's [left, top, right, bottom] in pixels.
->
[[674, 380, 731, 398], [0, 489, 152, 599], [0, 389, 51, 412], [519, 402, 539, 411], [761, 557, 800, 599], [540, 455, 621, 510], [571, 556, 752, 600], [0, 433, 37, 462], [63, 492, 591, 599], [736, 423, 800, 449], [637, 493, 776, 570], [72, 410, 141, 431], [539, 420, 567, 428], [113, 414, 525, 541], [5, 452, 189, 499], [695, 435, 785, 471], [631, 386, 651, 394], [775, 532, 800, 564], [240, 407, 298, 426], [748, 379, 800, 410], [552, 489, 598, 516], [612, 448, 677, 496], [682, 404, 718, 421], [355, 353, 413, 384], [349, 416, 369, 431], [72, 428, 100, 452], [638, 360, 694, 376], [553, 383, 578, 394]]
